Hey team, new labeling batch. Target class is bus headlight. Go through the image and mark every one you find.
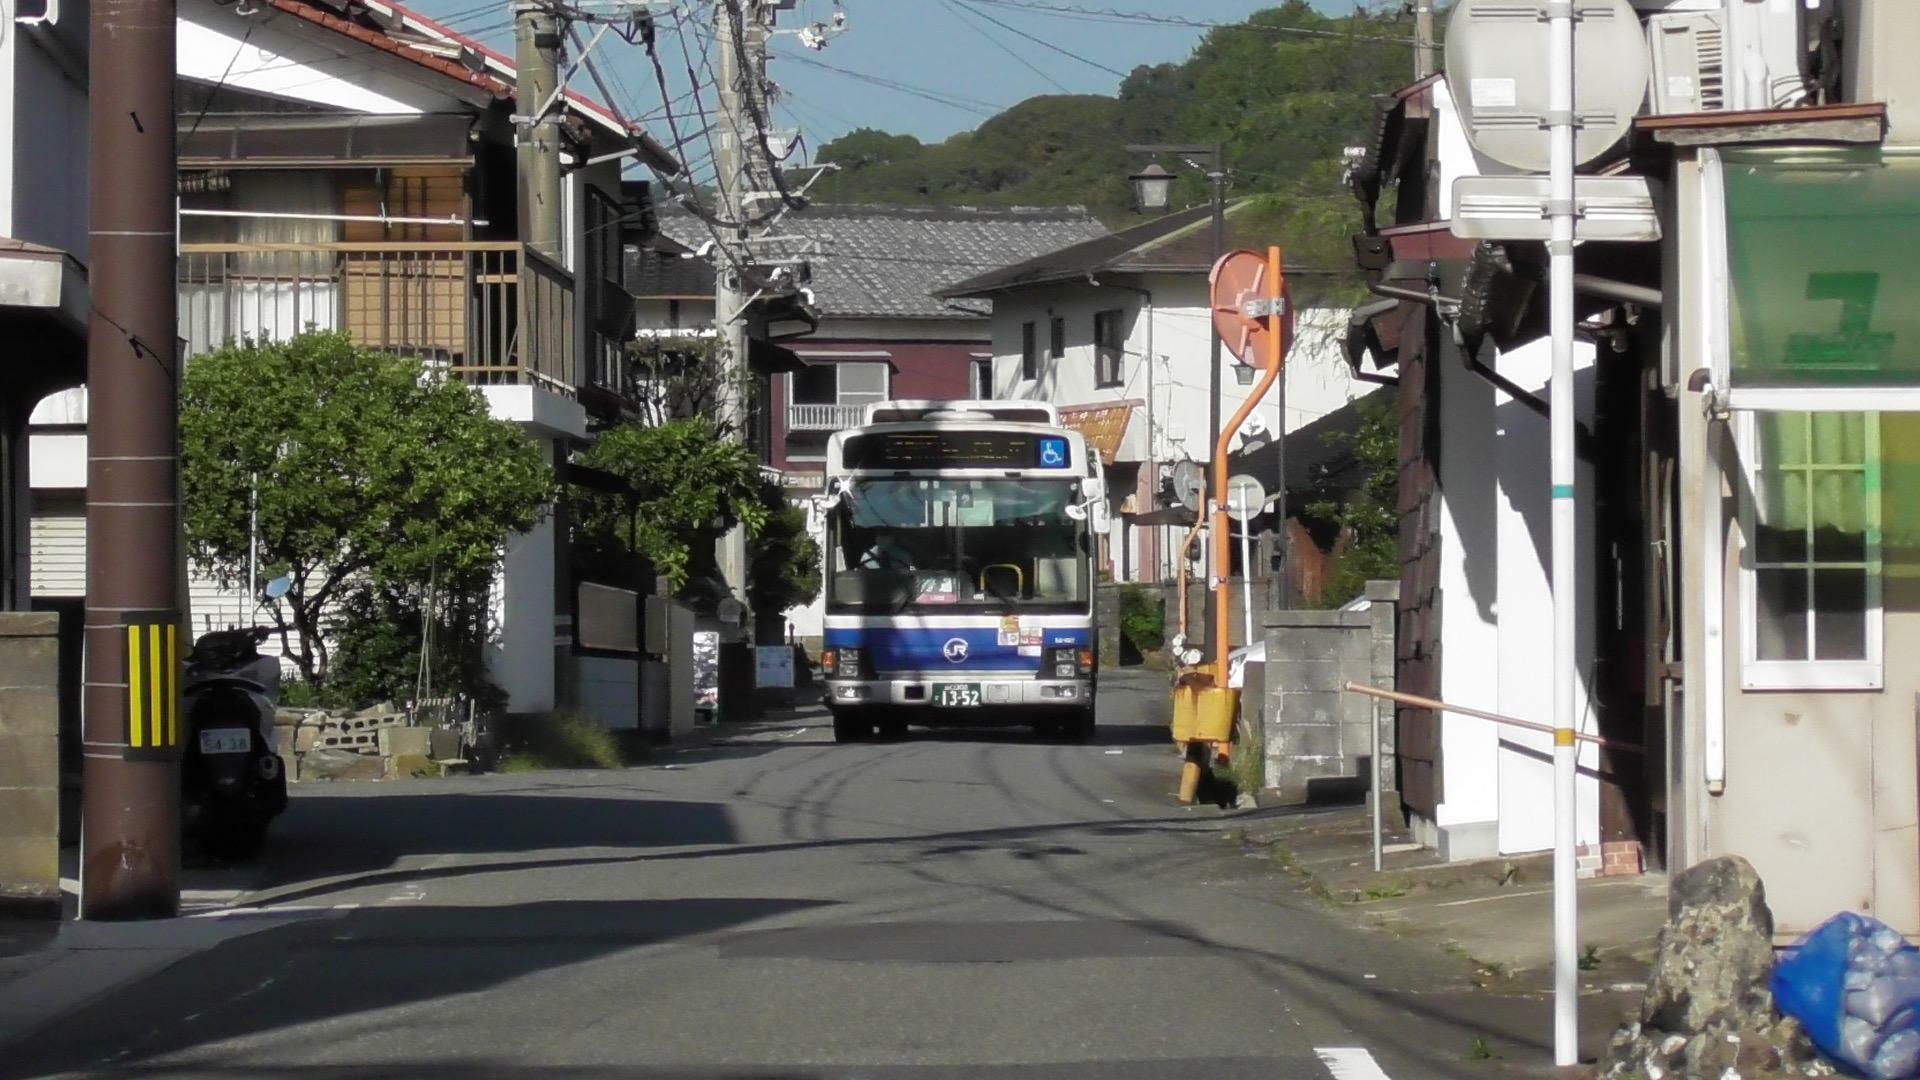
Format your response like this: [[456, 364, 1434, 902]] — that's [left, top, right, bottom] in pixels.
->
[[836, 647, 864, 677]]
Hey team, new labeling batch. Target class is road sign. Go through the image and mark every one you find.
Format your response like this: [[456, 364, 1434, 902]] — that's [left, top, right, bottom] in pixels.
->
[[1445, 0, 1646, 173], [1225, 475, 1266, 523], [1208, 249, 1293, 367], [1451, 174, 1662, 242]]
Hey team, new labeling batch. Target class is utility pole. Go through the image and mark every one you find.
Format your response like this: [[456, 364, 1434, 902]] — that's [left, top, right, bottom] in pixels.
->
[[516, 0, 565, 261], [1413, 1, 1436, 80], [82, 0, 182, 920], [1204, 144, 1226, 646], [712, 0, 764, 627]]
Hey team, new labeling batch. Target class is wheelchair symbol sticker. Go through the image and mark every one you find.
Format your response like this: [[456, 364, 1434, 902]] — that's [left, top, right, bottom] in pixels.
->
[[1038, 438, 1067, 468]]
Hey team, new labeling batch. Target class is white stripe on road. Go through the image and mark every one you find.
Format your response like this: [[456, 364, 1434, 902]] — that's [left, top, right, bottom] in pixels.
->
[[1316, 1047, 1393, 1080]]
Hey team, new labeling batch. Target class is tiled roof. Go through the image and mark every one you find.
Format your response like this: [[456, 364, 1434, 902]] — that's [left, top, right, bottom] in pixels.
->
[[939, 200, 1332, 297], [657, 204, 1109, 320], [1057, 401, 1137, 466]]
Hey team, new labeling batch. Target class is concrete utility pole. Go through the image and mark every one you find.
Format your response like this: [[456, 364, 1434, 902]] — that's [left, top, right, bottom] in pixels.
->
[[82, 0, 182, 920], [516, 0, 565, 261], [712, 0, 766, 622], [1413, 1, 1437, 80]]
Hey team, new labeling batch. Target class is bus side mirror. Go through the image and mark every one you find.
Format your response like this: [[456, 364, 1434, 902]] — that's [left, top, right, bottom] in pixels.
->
[[1091, 502, 1112, 534]]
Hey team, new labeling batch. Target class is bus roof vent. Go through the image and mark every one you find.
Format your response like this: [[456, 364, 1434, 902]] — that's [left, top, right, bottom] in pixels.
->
[[863, 399, 1060, 425]]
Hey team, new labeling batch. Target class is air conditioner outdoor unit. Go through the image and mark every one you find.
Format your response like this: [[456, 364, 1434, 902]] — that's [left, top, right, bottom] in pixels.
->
[[1647, 1, 1826, 115]]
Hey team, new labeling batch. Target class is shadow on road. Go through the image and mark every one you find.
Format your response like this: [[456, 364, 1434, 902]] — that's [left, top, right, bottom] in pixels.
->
[[244, 791, 736, 903], [3, 897, 834, 1079]]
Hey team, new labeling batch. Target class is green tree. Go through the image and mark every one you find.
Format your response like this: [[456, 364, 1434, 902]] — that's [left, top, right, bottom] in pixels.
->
[[747, 482, 822, 626], [180, 332, 555, 685], [1307, 393, 1400, 608], [567, 419, 769, 592]]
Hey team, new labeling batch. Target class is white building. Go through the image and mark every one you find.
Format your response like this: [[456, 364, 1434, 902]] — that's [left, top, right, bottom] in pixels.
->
[[939, 201, 1363, 586], [28, 0, 670, 717]]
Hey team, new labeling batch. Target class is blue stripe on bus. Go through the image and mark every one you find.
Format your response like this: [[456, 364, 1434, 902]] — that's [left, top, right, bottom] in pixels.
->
[[824, 625, 1090, 673]]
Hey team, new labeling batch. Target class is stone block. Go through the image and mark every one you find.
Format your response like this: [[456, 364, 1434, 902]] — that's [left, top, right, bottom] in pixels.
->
[[0, 636, 59, 676], [0, 724, 56, 788], [0, 788, 59, 840], [1273, 690, 1343, 727], [0, 836, 58, 907], [429, 727, 463, 761], [1266, 628, 1363, 664], [293, 726, 320, 754], [1268, 659, 1350, 693], [378, 726, 432, 758], [1275, 723, 1342, 762]]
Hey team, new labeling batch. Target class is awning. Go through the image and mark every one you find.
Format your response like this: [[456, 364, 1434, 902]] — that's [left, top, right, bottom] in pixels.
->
[[749, 337, 804, 374], [179, 113, 476, 168], [1057, 401, 1137, 466]]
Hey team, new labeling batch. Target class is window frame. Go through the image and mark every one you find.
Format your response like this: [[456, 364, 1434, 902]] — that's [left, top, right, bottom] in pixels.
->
[[1093, 308, 1125, 389], [973, 358, 993, 399], [1735, 409, 1885, 691], [1021, 321, 1038, 381], [1050, 316, 1066, 359]]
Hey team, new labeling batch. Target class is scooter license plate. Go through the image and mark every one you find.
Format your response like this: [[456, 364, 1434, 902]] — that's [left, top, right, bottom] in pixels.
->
[[198, 728, 252, 755]]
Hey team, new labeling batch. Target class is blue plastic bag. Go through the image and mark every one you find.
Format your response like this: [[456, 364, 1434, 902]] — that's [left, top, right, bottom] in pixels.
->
[[1774, 912, 1920, 1079]]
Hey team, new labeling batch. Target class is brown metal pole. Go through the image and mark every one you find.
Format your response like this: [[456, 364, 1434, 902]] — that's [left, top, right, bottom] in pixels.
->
[[82, 0, 183, 920]]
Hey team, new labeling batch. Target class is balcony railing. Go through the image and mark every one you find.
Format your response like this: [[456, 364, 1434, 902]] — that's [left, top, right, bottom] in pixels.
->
[[178, 242, 579, 396], [787, 402, 868, 431]]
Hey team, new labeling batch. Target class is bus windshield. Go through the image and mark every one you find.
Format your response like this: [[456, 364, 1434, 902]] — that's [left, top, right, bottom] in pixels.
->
[[826, 477, 1090, 613]]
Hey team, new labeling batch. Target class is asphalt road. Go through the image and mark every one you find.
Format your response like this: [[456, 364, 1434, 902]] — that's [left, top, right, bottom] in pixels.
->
[[4, 671, 1545, 1079]]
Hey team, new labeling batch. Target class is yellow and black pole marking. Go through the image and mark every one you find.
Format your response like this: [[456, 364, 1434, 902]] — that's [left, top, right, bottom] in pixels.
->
[[124, 619, 179, 750]]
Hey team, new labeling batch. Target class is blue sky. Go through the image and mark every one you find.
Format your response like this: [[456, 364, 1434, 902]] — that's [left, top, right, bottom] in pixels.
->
[[408, 0, 1355, 180]]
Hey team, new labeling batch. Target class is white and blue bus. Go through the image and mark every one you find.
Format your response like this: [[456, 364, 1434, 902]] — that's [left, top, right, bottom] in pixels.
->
[[816, 401, 1110, 743]]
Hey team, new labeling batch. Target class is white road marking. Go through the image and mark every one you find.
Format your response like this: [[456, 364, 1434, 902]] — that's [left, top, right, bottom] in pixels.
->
[[1317, 1047, 1393, 1080]]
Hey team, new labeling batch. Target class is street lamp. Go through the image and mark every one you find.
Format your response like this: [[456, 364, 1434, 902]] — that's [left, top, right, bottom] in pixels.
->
[[1129, 162, 1175, 214]]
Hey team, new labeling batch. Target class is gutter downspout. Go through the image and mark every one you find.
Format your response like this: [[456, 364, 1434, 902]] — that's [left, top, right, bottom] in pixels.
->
[[1091, 274, 1154, 582], [1691, 368, 1728, 797]]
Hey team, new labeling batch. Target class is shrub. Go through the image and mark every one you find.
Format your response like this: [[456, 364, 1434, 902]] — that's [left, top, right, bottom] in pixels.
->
[[1118, 585, 1166, 662], [494, 712, 624, 772]]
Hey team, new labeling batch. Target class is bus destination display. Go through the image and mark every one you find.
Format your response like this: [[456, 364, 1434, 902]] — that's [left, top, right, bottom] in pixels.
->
[[844, 431, 1072, 470]]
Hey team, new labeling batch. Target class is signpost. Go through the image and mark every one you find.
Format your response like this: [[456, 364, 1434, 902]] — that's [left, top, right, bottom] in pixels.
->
[[1444, 0, 1647, 1064]]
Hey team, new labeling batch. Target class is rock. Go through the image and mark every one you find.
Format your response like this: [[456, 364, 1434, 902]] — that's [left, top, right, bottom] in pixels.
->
[[295, 747, 384, 782], [1603, 857, 1838, 1079], [1643, 856, 1777, 1034]]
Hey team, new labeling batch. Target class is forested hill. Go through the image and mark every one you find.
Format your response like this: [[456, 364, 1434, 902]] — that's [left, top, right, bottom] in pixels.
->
[[806, 1, 1425, 266]]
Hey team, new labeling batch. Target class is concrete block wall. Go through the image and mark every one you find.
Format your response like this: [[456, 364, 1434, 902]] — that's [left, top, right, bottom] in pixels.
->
[[1260, 581, 1398, 805], [0, 613, 62, 913]]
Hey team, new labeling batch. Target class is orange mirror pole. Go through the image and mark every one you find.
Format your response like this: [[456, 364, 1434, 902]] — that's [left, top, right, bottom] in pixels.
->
[[1210, 246, 1286, 685]]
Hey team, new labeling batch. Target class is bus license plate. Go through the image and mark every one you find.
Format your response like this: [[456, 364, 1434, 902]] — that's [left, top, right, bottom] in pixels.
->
[[932, 683, 981, 708], [198, 728, 252, 755]]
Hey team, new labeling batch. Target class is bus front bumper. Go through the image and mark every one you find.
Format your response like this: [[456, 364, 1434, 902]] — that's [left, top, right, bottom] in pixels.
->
[[822, 677, 1091, 709]]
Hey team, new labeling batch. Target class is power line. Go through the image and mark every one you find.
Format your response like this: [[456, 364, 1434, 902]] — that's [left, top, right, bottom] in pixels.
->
[[936, 0, 1071, 93], [962, 0, 1421, 45], [950, 0, 1129, 79], [780, 53, 1005, 116]]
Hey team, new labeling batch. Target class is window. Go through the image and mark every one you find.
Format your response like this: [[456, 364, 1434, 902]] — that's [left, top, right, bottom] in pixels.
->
[[837, 362, 890, 410], [974, 358, 993, 399], [1050, 317, 1066, 359], [1021, 322, 1037, 381], [1738, 410, 1883, 689], [1094, 309, 1126, 388]]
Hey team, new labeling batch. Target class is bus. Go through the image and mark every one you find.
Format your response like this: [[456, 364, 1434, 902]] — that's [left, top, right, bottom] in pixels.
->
[[816, 401, 1110, 743]]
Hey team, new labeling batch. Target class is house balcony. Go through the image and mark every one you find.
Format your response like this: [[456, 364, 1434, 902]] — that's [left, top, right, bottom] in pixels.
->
[[786, 402, 867, 431], [178, 242, 593, 399]]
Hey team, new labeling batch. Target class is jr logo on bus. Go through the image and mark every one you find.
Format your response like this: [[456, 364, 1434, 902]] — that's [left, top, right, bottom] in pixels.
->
[[943, 638, 969, 663]]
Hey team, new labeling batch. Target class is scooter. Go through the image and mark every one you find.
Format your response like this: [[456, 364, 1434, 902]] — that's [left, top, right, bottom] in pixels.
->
[[181, 623, 288, 859]]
